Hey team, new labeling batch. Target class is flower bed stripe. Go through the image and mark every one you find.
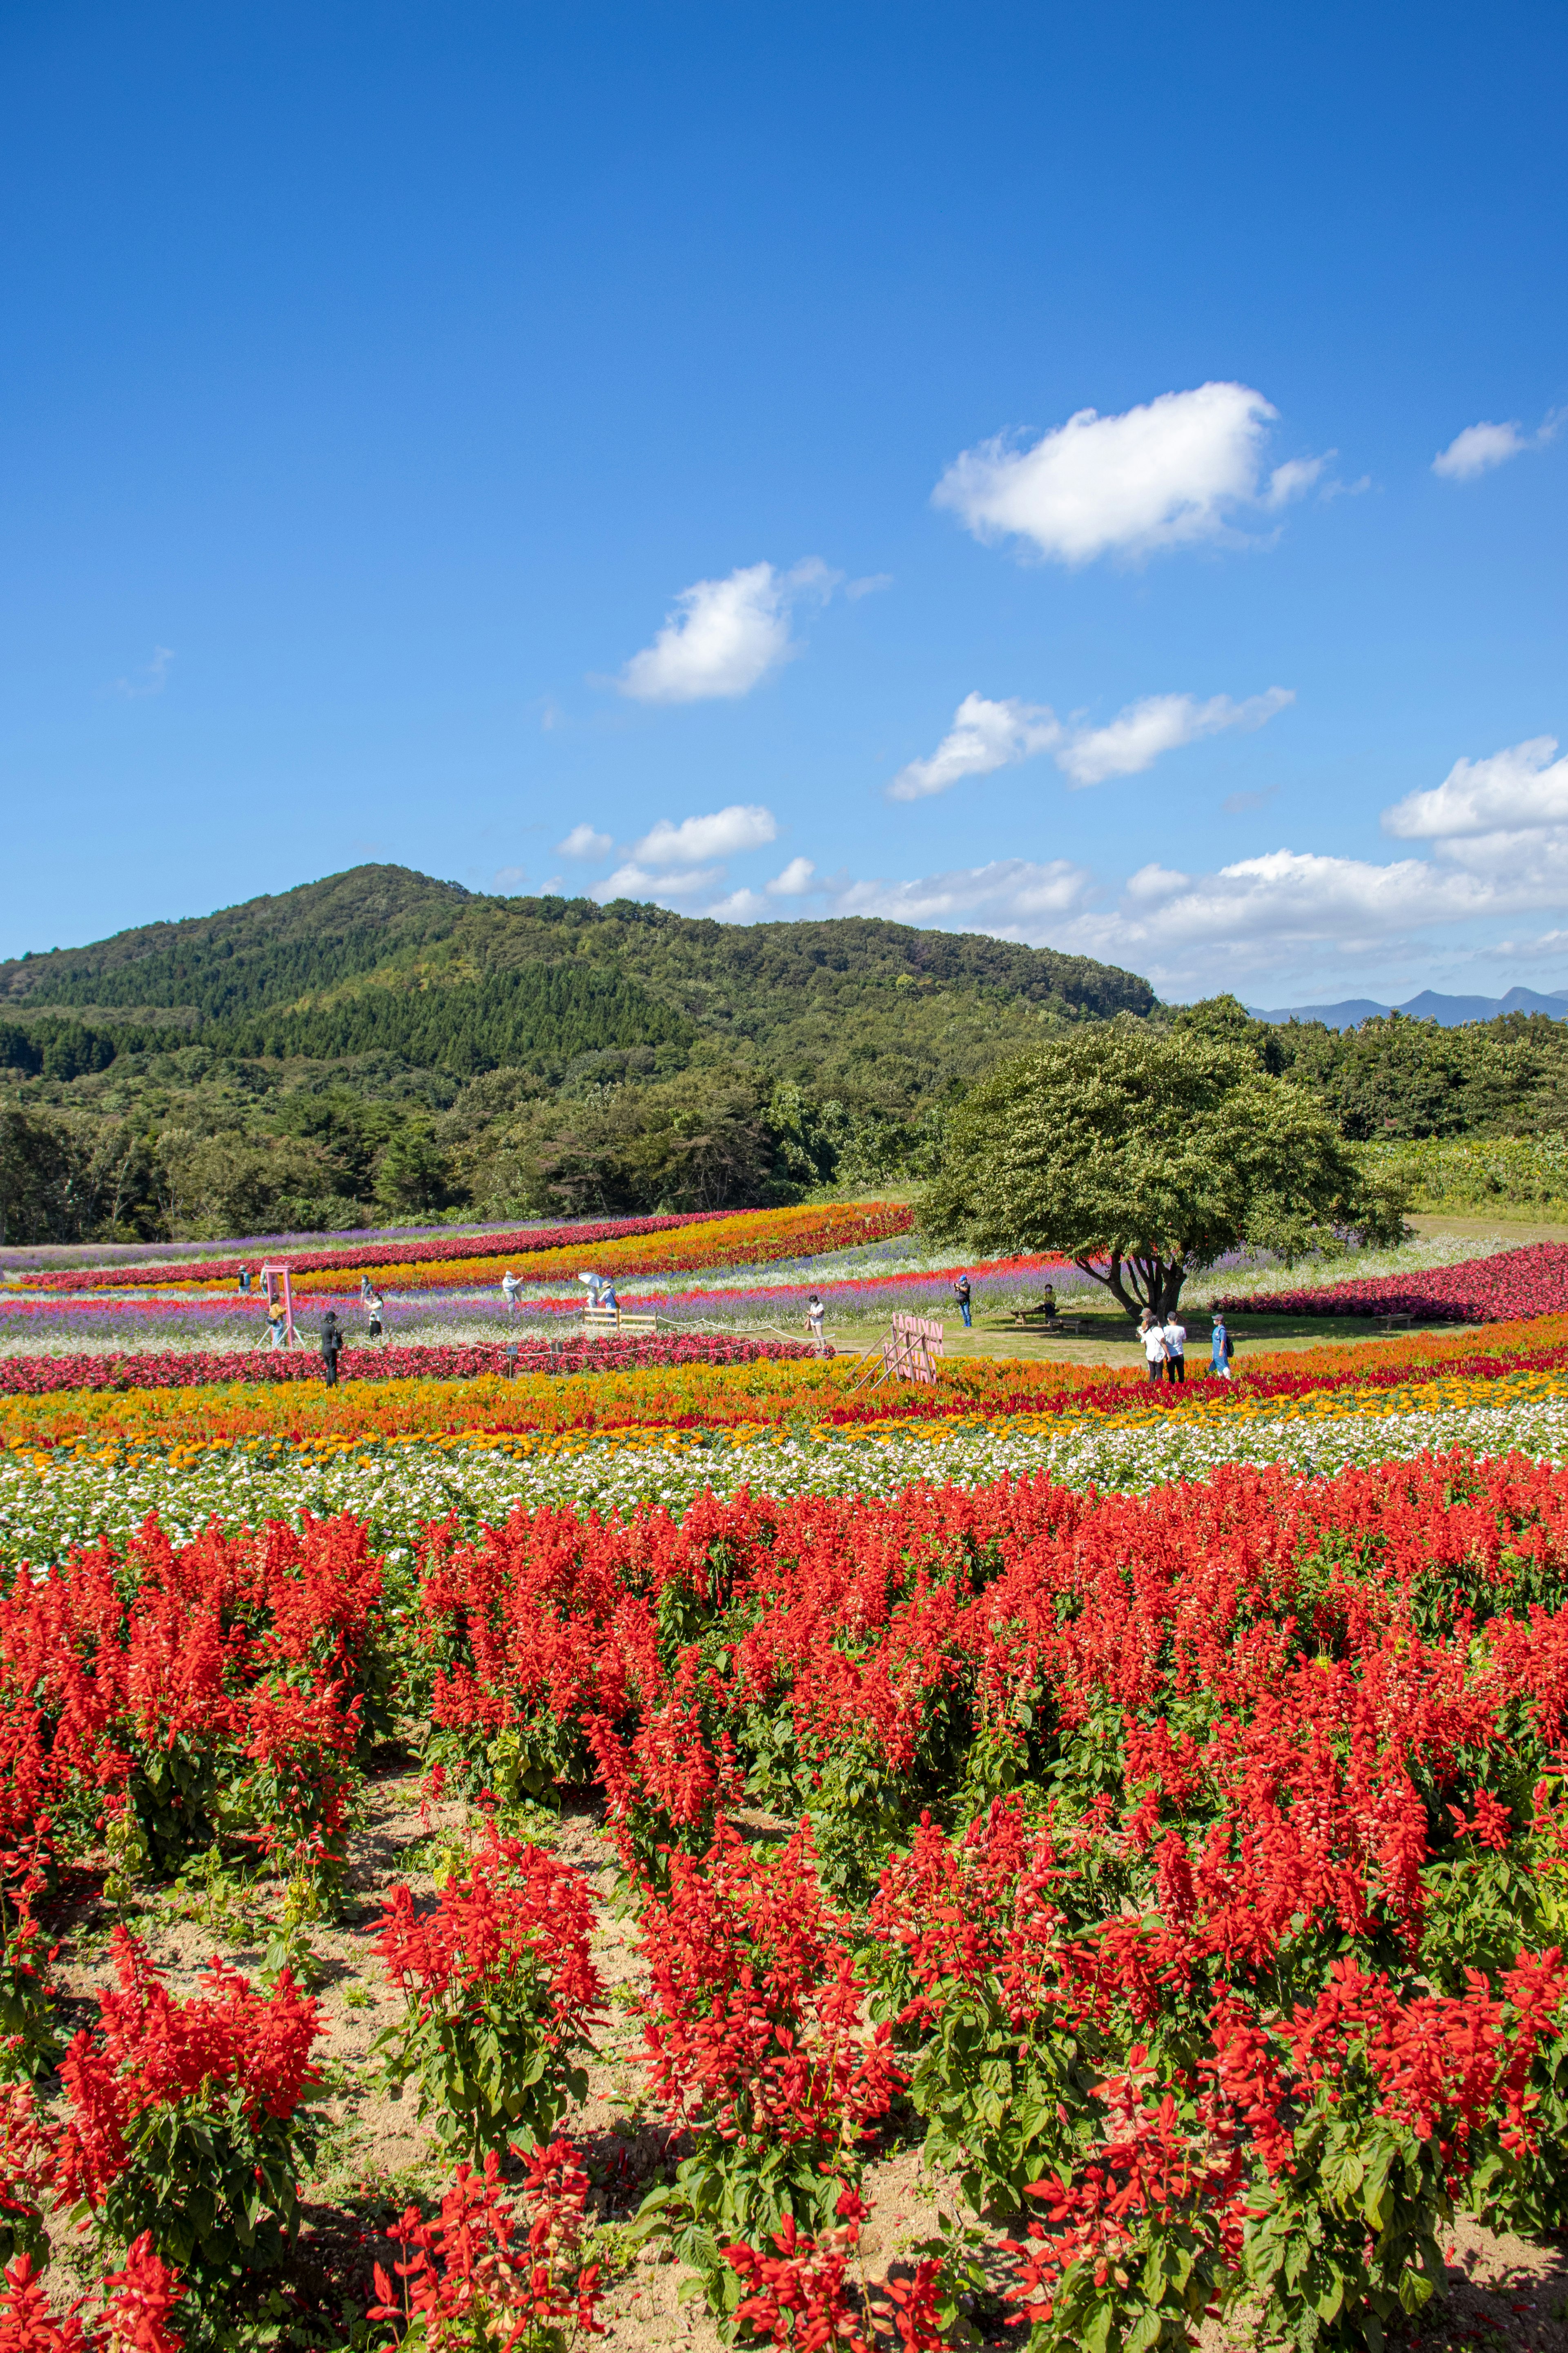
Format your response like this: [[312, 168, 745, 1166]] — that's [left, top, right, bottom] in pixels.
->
[[18, 1208, 733, 1293], [1213, 1238, 1568, 1323], [0, 1333, 819, 1395]]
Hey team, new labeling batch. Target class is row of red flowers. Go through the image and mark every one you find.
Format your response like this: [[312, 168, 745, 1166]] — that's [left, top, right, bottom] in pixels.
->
[[1213, 1238, 1568, 1323], [17, 1208, 728, 1294], [1, 1447, 1561, 2338], [0, 1332, 818, 1396]]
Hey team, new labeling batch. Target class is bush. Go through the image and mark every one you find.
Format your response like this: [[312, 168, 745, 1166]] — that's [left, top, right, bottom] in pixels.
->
[[630, 1827, 903, 2322], [373, 1830, 601, 2163], [368, 2140, 603, 2353], [54, 1930, 323, 2309]]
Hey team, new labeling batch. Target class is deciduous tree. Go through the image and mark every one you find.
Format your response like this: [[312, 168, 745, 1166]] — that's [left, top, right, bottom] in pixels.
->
[[920, 1020, 1407, 1317]]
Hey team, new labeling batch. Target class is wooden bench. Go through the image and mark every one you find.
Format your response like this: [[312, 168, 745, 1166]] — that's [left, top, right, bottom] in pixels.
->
[[1372, 1313, 1415, 1332], [583, 1306, 658, 1338]]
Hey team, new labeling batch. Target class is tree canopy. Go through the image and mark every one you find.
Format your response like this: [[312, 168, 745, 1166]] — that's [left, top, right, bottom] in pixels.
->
[[919, 1020, 1406, 1316]]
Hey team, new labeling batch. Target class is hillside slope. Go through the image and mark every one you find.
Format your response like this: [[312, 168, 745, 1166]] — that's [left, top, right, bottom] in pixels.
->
[[0, 868, 1154, 1242]]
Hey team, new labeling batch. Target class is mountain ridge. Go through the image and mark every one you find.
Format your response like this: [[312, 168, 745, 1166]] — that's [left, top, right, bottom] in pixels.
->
[[1247, 986, 1568, 1031]]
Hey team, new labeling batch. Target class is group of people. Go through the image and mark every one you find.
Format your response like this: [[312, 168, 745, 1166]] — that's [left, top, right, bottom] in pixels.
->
[[1139, 1305, 1233, 1381], [240, 1260, 386, 1376]]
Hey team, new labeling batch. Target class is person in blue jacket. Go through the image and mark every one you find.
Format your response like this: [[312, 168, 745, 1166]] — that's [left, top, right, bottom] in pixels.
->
[[1210, 1316, 1234, 1379]]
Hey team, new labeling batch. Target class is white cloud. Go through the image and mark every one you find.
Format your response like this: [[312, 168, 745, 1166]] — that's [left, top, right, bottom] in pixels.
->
[[1432, 412, 1563, 481], [105, 645, 174, 699], [932, 382, 1328, 564], [616, 559, 836, 703], [766, 856, 817, 897], [556, 823, 612, 859], [1265, 455, 1328, 507], [493, 866, 529, 890], [1383, 737, 1568, 841], [594, 861, 727, 904], [702, 888, 773, 921], [632, 805, 778, 866], [829, 859, 1094, 934], [573, 734, 1568, 1001], [888, 694, 1061, 802], [1056, 687, 1294, 787], [888, 684, 1292, 801]]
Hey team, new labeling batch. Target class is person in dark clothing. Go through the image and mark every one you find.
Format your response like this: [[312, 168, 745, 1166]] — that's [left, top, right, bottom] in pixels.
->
[[953, 1272, 972, 1328], [320, 1311, 344, 1387], [237, 1264, 251, 1294]]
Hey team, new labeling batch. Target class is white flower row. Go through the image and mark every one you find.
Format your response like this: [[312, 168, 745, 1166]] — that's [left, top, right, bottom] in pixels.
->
[[3, 1388, 1566, 1567]]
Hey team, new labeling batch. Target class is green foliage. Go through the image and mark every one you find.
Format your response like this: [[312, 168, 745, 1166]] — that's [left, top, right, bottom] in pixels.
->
[[89, 2076, 321, 2296], [1271, 1006, 1568, 1140], [920, 1020, 1403, 1316], [1360, 1130, 1568, 1213], [0, 863, 1155, 1237], [372, 1838, 598, 2166]]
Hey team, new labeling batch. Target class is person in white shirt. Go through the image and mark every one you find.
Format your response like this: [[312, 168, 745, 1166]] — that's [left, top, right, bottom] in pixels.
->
[[1140, 1310, 1167, 1382], [1161, 1312, 1187, 1385], [501, 1271, 519, 1316]]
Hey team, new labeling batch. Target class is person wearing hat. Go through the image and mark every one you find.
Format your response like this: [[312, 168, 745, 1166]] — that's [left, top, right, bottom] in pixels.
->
[[319, 1310, 345, 1387], [1209, 1316, 1234, 1380]]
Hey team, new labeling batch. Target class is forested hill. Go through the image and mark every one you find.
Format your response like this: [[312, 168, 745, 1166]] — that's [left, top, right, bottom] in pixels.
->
[[0, 863, 1154, 1079], [0, 868, 1154, 1242]]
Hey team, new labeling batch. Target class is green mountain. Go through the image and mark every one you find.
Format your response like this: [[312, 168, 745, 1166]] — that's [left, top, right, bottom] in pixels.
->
[[0, 866, 1154, 1242]]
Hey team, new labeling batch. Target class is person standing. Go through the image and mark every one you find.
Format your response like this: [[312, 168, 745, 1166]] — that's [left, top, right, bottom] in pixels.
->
[[599, 1277, 619, 1315], [1210, 1316, 1234, 1379], [952, 1272, 972, 1328], [366, 1289, 384, 1340], [501, 1271, 520, 1316], [806, 1292, 826, 1352], [360, 1272, 373, 1305], [266, 1300, 287, 1349], [1140, 1309, 1166, 1382], [320, 1310, 344, 1387], [238, 1263, 251, 1295], [1161, 1308, 1187, 1385]]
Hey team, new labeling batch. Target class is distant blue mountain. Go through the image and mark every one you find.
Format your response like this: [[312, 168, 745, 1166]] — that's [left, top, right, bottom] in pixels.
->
[[1247, 986, 1568, 1030]]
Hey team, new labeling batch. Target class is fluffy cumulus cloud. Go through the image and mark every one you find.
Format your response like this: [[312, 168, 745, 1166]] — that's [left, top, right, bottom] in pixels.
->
[[616, 560, 836, 703], [932, 383, 1327, 564], [1432, 412, 1562, 482], [632, 805, 778, 865], [888, 685, 1292, 799], [766, 856, 817, 897], [1044, 736, 1568, 994], [1382, 738, 1568, 841], [1057, 689, 1295, 787], [556, 823, 612, 859], [589, 804, 783, 912], [830, 859, 1094, 934], [575, 738, 1568, 1000], [594, 861, 728, 905], [888, 695, 1061, 801]]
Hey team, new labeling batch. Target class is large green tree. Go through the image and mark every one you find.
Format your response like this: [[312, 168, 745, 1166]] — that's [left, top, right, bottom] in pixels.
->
[[920, 1020, 1407, 1317]]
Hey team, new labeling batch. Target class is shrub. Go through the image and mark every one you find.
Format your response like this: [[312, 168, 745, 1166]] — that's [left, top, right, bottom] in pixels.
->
[[54, 1930, 323, 2308], [631, 1826, 903, 2321], [0, 2234, 185, 2353], [373, 1831, 601, 2163], [368, 2139, 603, 2353]]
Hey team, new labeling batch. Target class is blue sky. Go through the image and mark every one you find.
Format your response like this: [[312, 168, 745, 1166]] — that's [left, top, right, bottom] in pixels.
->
[[2, 1, 1564, 1005]]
